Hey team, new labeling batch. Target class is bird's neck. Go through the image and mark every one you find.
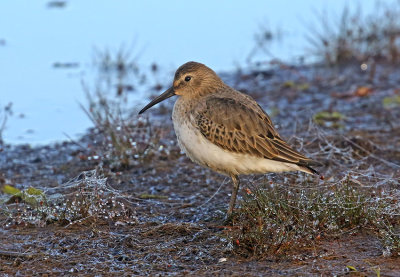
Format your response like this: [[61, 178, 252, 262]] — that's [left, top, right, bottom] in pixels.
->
[[195, 81, 227, 98]]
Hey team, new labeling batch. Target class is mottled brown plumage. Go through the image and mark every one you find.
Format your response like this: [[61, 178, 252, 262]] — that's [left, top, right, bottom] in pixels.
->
[[195, 96, 318, 173], [139, 61, 320, 216]]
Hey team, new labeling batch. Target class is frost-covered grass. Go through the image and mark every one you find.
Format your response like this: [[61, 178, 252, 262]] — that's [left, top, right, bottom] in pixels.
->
[[228, 172, 400, 258], [1, 169, 136, 227]]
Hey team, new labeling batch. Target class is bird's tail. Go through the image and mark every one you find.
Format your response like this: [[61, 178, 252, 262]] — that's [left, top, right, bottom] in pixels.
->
[[297, 160, 322, 177], [300, 165, 319, 175]]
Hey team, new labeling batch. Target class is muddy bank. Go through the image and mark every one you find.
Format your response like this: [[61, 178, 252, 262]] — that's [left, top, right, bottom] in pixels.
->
[[1, 63, 400, 276]]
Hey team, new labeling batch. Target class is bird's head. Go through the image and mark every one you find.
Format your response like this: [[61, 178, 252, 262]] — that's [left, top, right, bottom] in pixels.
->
[[139, 61, 223, 114]]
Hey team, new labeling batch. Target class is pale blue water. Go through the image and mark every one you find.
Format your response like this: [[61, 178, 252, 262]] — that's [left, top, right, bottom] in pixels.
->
[[0, 0, 382, 144]]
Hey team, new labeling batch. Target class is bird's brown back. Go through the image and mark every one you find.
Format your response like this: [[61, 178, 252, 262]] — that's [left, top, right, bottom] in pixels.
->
[[193, 87, 317, 169]]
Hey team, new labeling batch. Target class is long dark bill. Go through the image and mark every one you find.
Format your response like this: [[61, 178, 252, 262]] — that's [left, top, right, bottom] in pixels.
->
[[138, 87, 175, 114]]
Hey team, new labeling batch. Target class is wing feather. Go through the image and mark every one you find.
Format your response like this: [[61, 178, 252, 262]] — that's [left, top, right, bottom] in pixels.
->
[[195, 96, 315, 167]]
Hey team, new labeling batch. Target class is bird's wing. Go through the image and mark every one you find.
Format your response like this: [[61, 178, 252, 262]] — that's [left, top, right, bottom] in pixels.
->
[[195, 96, 314, 166]]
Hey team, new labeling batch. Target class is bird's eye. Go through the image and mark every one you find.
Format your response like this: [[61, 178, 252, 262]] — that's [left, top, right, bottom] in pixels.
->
[[184, 76, 191, 82]]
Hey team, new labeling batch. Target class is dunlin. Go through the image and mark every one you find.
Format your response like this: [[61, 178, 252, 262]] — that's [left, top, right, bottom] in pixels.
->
[[139, 61, 319, 216]]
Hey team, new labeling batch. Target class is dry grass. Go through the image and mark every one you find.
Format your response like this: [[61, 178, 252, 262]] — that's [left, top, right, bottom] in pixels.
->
[[248, 1, 400, 67], [306, 2, 400, 65], [80, 47, 164, 170], [0, 102, 13, 145]]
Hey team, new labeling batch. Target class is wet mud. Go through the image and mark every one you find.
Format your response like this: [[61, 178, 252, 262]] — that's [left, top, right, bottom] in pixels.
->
[[1, 63, 400, 276]]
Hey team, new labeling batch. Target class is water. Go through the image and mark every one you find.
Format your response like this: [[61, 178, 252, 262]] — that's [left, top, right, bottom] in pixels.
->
[[0, 0, 382, 144]]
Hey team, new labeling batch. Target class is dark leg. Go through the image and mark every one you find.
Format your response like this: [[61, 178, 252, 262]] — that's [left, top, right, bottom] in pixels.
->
[[227, 175, 240, 216]]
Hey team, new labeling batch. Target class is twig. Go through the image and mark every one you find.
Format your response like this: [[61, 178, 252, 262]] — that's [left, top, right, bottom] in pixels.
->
[[342, 135, 400, 169], [0, 250, 33, 259], [198, 177, 228, 208]]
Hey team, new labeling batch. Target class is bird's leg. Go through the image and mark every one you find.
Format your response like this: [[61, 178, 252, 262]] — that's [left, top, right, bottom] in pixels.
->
[[227, 175, 240, 216]]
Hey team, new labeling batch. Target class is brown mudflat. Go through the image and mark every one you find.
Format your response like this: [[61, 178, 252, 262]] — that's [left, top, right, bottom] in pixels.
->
[[1, 63, 399, 276]]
